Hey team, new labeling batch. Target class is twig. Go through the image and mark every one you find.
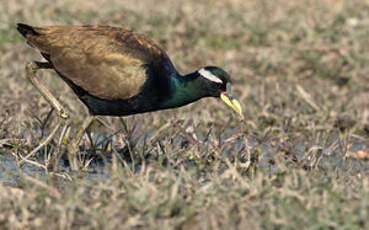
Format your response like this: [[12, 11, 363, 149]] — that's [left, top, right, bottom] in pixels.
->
[[0, 138, 25, 148], [18, 121, 61, 165], [296, 84, 324, 112]]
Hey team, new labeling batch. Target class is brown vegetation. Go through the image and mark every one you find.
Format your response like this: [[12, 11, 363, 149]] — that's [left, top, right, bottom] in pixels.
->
[[0, 0, 368, 229]]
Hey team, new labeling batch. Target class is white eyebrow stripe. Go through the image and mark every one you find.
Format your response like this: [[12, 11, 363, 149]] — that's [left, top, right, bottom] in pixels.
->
[[198, 68, 223, 84]]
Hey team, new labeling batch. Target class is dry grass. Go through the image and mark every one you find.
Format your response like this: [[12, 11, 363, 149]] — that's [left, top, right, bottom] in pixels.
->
[[1, 167, 368, 229], [0, 0, 369, 229]]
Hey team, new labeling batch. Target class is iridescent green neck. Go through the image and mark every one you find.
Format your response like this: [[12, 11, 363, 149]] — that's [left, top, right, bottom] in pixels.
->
[[160, 72, 208, 109]]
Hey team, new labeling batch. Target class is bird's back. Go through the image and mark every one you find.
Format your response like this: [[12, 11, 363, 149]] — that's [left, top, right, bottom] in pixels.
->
[[17, 24, 168, 100]]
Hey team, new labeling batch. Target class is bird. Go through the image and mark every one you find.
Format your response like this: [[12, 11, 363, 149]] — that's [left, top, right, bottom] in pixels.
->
[[17, 23, 242, 169]]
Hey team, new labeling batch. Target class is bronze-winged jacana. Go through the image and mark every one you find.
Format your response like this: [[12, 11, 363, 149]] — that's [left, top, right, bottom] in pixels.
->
[[17, 23, 242, 169]]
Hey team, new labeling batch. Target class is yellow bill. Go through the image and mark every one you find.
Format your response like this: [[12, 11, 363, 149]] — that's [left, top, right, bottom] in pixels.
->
[[220, 93, 243, 117]]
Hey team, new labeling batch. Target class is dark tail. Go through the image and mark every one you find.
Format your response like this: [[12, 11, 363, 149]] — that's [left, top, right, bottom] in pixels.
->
[[17, 23, 39, 37]]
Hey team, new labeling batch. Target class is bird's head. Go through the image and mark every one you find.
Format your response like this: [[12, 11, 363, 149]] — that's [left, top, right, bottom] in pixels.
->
[[197, 66, 243, 117]]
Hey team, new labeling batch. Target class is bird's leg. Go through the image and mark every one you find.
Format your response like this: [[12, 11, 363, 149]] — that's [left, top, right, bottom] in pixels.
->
[[26, 62, 70, 167], [25, 62, 95, 171], [25, 61, 72, 169], [67, 115, 95, 170], [25, 62, 69, 119]]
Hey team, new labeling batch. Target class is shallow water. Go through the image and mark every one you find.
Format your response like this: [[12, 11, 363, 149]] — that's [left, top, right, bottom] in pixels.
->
[[0, 151, 108, 185], [1, 136, 368, 185]]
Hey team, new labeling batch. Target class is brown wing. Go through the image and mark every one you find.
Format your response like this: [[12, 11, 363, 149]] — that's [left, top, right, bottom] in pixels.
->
[[23, 25, 165, 99]]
